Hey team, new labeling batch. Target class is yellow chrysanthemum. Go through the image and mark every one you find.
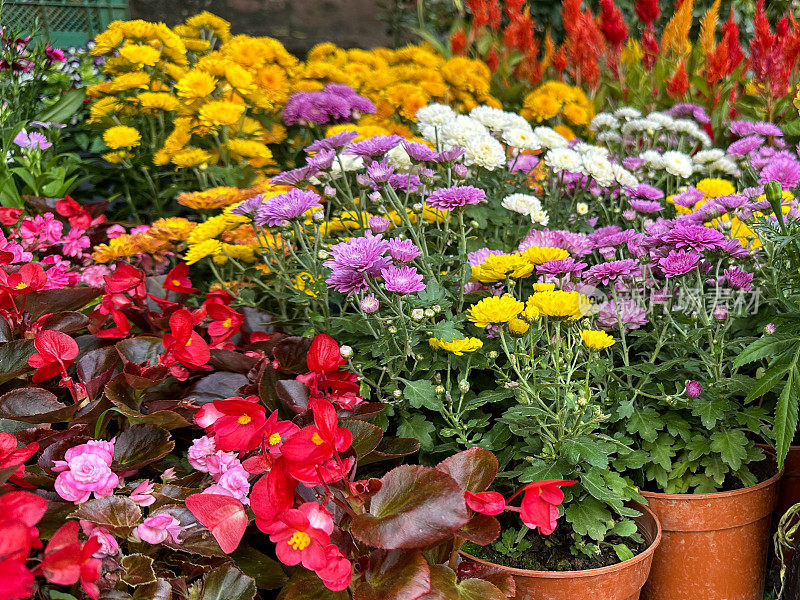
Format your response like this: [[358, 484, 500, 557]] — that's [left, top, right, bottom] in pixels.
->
[[520, 246, 571, 266], [119, 44, 161, 66], [227, 138, 273, 164], [508, 318, 530, 335], [581, 329, 615, 350], [88, 97, 121, 122], [532, 282, 556, 292], [102, 150, 131, 164], [468, 294, 525, 328], [176, 70, 218, 99], [108, 71, 150, 93], [149, 217, 196, 241], [198, 100, 245, 127], [471, 254, 534, 284], [185, 239, 223, 264], [428, 337, 483, 355], [171, 148, 214, 168], [696, 178, 736, 199], [178, 186, 244, 210], [526, 291, 591, 320], [138, 92, 180, 112], [293, 272, 318, 297], [103, 125, 141, 149]]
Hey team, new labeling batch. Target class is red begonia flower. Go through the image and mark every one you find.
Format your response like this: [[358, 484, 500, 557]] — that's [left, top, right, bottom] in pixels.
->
[[162, 309, 210, 370], [1, 263, 48, 296], [280, 398, 352, 466], [28, 330, 79, 383], [306, 334, 347, 373], [0, 491, 47, 561], [55, 197, 92, 230], [251, 458, 296, 531], [103, 263, 146, 298], [210, 396, 267, 452], [262, 502, 333, 571], [163, 263, 198, 294], [510, 479, 576, 535], [96, 309, 131, 339], [0, 207, 22, 226], [263, 410, 300, 457], [206, 303, 244, 345], [41, 521, 102, 600], [0, 558, 34, 600], [465, 490, 506, 516]]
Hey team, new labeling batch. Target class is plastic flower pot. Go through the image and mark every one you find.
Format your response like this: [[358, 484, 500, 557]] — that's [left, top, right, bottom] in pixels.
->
[[460, 501, 661, 600], [640, 459, 781, 600], [756, 444, 800, 565]]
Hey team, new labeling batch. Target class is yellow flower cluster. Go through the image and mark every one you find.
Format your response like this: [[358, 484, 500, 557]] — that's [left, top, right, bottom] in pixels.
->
[[525, 290, 592, 321], [470, 247, 570, 284], [91, 217, 195, 263], [580, 329, 616, 350], [429, 337, 484, 355], [520, 81, 593, 128]]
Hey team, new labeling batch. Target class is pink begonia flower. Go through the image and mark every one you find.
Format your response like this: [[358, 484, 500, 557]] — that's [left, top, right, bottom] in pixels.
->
[[130, 480, 156, 507], [80, 521, 120, 558], [131, 225, 150, 236], [209, 464, 251, 504], [194, 403, 224, 429], [42, 261, 80, 290], [188, 436, 216, 472], [316, 544, 352, 591], [106, 224, 126, 239], [53, 440, 118, 504], [18, 213, 63, 250], [0, 233, 32, 263], [82, 265, 112, 287], [161, 467, 176, 482], [137, 514, 182, 545], [62, 228, 90, 257], [205, 451, 241, 481]]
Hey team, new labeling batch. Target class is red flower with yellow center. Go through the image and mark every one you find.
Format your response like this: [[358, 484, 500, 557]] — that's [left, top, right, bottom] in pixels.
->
[[163, 263, 199, 294], [281, 398, 352, 466], [262, 411, 299, 457], [210, 395, 267, 452]]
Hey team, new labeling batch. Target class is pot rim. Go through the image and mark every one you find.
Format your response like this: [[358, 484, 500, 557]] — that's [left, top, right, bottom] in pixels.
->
[[459, 500, 662, 579], [640, 457, 783, 502]]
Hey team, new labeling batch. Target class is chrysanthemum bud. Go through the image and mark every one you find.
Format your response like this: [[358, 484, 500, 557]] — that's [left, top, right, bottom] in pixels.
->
[[340, 345, 353, 359], [458, 379, 470, 393], [411, 308, 424, 321]]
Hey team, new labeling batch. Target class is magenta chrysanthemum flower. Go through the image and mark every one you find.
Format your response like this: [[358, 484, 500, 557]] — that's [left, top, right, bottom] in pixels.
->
[[584, 259, 639, 285], [730, 121, 756, 137], [629, 199, 664, 214], [718, 238, 751, 258], [387, 173, 421, 193], [659, 249, 701, 277], [622, 156, 646, 170], [537, 257, 587, 277], [269, 164, 320, 186], [325, 235, 391, 272], [230, 194, 265, 216], [661, 222, 725, 251], [715, 194, 747, 210], [403, 140, 438, 162], [712, 305, 728, 321], [435, 147, 465, 163], [306, 149, 336, 170], [306, 130, 359, 153], [367, 158, 394, 184], [509, 154, 539, 173], [685, 380, 703, 398], [728, 135, 764, 156], [387, 238, 421, 262], [283, 84, 375, 125], [347, 135, 402, 158], [626, 183, 664, 200], [361, 294, 379, 313], [381, 265, 426, 293], [595, 299, 648, 332], [326, 268, 371, 294], [519, 228, 592, 256], [672, 187, 705, 209], [255, 189, 322, 227], [426, 185, 487, 211], [368, 216, 390, 234], [666, 103, 711, 125], [724, 266, 754, 290], [753, 122, 783, 137], [759, 156, 800, 189]]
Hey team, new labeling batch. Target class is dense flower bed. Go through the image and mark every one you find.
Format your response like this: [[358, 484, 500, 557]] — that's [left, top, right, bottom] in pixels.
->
[[1, 2, 800, 599]]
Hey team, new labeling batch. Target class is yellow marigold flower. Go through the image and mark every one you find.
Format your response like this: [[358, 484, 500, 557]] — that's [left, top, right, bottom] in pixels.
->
[[176, 70, 218, 99], [171, 148, 214, 168], [508, 318, 530, 335], [563, 103, 589, 126], [696, 178, 736, 199], [581, 329, 615, 350], [88, 97, 121, 122], [526, 291, 591, 320], [471, 254, 534, 284], [522, 302, 540, 321], [93, 28, 124, 55], [149, 217, 196, 241], [138, 92, 180, 112], [261, 122, 287, 144], [102, 150, 130, 164], [103, 126, 141, 149], [428, 336, 483, 355], [178, 186, 243, 210], [198, 100, 245, 127], [119, 44, 161, 66], [532, 282, 556, 292], [520, 246, 570, 266], [163, 62, 189, 81], [185, 239, 222, 264], [224, 63, 255, 93], [468, 294, 524, 328], [522, 94, 562, 122], [108, 71, 150, 93]]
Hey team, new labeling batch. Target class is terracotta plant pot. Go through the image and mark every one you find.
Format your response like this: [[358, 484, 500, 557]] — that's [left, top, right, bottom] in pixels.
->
[[756, 444, 800, 518], [640, 461, 781, 600], [460, 501, 661, 600]]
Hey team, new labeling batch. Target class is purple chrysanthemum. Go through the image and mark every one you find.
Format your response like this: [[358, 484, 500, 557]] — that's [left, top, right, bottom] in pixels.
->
[[595, 299, 648, 332], [626, 183, 664, 200], [728, 135, 764, 156], [325, 235, 391, 272], [672, 187, 705, 209], [759, 156, 800, 189], [326, 268, 370, 294], [346, 135, 402, 158], [306, 130, 359, 153], [685, 380, 703, 398], [306, 148, 336, 169], [283, 84, 375, 126], [361, 294, 379, 313], [753, 122, 783, 137], [509, 154, 539, 174], [666, 103, 711, 125], [622, 156, 646, 171], [426, 185, 487, 211], [434, 147, 465, 163], [367, 158, 394, 184], [230, 194, 265, 216], [584, 259, 640, 285], [724, 266, 754, 291], [659, 249, 701, 277], [270, 164, 320, 186], [255, 189, 322, 227], [519, 228, 593, 257], [381, 265, 426, 293], [537, 257, 587, 277], [403, 140, 438, 162], [662, 222, 725, 251], [718, 238, 751, 258], [730, 120, 756, 137], [368, 216, 390, 234], [629, 199, 664, 214], [387, 238, 421, 262], [387, 173, 422, 193]]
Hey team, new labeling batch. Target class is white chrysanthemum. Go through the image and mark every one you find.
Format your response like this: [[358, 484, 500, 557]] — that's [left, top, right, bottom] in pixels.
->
[[501, 193, 543, 216], [462, 134, 506, 170], [330, 153, 364, 174], [583, 155, 615, 187], [622, 118, 661, 136], [590, 112, 619, 131], [545, 147, 583, 174], [502, 128, 541, 151], [530, 207, 550, 226], [709, 157, 741, 177], [501, 113, 534, 134], [640, 150, 665, 169], [596, 130, 622, 144], [534, 126, 569, 149], [386, 144, 413, 171], [693, 149, 725, 164], [470, 105, 511, 133], [416, 103, 456, 129], [647, 112, 676, 129], [574, 143, 608, 160], [611, 163, 639, 188], [440, 116, 489, 148], [671, 119, 702, 136], [662, 150, 693, 178], [614, 107, 642, 120]]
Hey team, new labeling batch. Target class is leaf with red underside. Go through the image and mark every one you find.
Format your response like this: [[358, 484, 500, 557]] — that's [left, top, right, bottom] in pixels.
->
[[209, 349, 258, 374], [116, 337, 164, 366], [459, 514, 501, 546], [342, 420, 383, 457], [359, 437, 420, 466], [277, 568, 349, 600], [276, 380, 310, 413], [0, 387, 76, 423], [40, 311, 89, 334], [351, 465, 469, 549], [455, 562, 515, 598], [113, 424, 174, 470], [436, 448, 498, 493], [419, 565, 506, 600], [156, 505, 226, 557], [185, 494, 247, 554], [257, 362, 280, 411], [185, 372, 249, 404], [353, 549, 431, 600], [272, 336, 311, 373]]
